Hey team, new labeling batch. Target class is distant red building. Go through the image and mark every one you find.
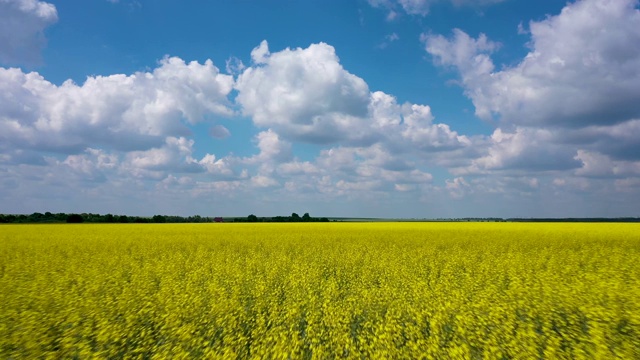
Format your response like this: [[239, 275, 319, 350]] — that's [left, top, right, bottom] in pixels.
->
[[214, 217, 224, 223]]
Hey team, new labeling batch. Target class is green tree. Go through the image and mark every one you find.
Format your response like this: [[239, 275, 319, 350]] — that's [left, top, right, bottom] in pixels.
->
[[247, 214, 258, 222], [66, 214, 84, 223]]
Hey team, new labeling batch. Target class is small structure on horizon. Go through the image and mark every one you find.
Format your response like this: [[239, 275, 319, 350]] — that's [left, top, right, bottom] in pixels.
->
[[214, 217, 224, 223]]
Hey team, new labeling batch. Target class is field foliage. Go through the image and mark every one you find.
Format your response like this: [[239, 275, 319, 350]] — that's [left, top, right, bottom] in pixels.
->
[[1, 223, 639, 358]]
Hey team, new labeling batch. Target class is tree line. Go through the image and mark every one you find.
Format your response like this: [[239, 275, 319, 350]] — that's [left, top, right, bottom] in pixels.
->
[[0, 212, 221, 224], [2, 212, 635, 224], [234, 213, 329, 223], [0, 212, 330, 224]]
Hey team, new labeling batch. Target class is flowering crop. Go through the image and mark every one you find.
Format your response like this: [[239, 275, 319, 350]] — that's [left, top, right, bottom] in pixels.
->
[[1, 223, 639, 358]]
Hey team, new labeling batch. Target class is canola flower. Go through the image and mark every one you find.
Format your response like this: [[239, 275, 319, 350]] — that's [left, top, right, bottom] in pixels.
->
[[1, 222, 639, 359]]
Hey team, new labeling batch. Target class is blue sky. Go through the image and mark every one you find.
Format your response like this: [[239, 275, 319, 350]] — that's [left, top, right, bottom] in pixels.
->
[[1, 0, 640, 218]]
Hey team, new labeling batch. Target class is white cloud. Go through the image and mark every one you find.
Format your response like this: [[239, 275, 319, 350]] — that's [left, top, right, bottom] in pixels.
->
[[456, 127, 581, 174], [236, 41, 371, 144], [422, 29, 498, 84], [445, 176, 470, 199], [225, 56, 246, 75], [313, 144, 433, 191], [394, 183, 415, 192], [198, 154, 239, 178], [0, 0, 58, 65], [250, 40, 270, 64], [277, 161, 319, 176], [251, 175, 279, 188], [209, 125, 231, 139], [367, 91, 471, 154], [125, 137, 201, 174], [565, 119, 640, 161], [236, 42, 471, 154], [245, 129, 293, 165], [0, 57, 234, 154], [60, 148, 118, 182], [422, 0, 640, 186], [424, 0, 640, 127], [574, 150, 640, 177], [228, 41, 474, 199]]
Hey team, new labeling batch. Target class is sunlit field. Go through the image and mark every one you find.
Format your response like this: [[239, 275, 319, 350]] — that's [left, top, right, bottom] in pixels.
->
[[1, 223, 639, 358]]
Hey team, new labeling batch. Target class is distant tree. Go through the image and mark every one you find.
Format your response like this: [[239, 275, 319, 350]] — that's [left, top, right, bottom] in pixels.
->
[[152, 215, 167, 223], [66, 214, 84, 223], [104, 214, 115, 223], [247, 214, 258, 222], [291, 213, 301, 222], [118, 215, 129, 223], [320, 217, 329, 222], [188, 215, 203, 223], [55, 213, 68, 222], [302, 213, 311, 222], [29, 212, 44, 222]]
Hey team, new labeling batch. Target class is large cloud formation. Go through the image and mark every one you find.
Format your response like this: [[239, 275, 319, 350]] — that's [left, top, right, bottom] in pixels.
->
[[236, 40, 470, 152], [0, 57, 234, 158], [0, 0, 58, 65], [425, 0, 640, 179], [424, 0, 640, 128]]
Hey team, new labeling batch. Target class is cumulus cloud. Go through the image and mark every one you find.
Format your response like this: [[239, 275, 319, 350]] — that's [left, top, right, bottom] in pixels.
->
[[312, 144, 433, 193], [0, 0, 58, 65], [245, 129, 293, 165], [236, 41, 471, 158], [236, 41, 371, 143], [1, 40, 460, 212], [0, 57, 234, 154], [564, 119, 640, 161], [445, 176, 470, 199], [367, 91, 472, 154], [456, 127, 581, 174], [225, 56, 246, 75], [424, 0, 640, 127], [422, 0, 640, 184], [124, 137, 203, 174], [60, 148, 118, 183], [423, 29, 499, 86], [574, 150, 640, 177]]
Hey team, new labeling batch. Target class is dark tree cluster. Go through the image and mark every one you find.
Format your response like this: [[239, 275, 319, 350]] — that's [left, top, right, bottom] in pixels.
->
[[0, 212, 224, 224], [234, 213, 329, 223]]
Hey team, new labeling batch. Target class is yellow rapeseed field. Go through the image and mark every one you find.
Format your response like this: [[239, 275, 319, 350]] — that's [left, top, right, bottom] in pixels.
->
[[1, 223, 639, 359]]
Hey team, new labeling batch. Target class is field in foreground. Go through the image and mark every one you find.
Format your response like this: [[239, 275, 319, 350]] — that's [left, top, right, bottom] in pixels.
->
[[1, 223, 639, 359]]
